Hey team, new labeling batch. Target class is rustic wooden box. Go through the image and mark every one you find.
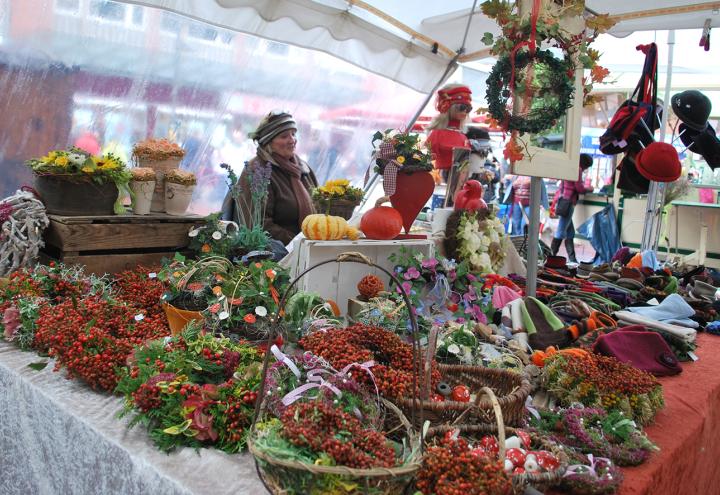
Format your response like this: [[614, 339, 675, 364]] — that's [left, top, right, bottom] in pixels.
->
[[41, 213, 202, 275]]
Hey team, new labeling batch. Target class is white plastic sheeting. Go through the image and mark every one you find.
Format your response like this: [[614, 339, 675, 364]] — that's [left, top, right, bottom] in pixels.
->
[[0, 0, 426, 213]]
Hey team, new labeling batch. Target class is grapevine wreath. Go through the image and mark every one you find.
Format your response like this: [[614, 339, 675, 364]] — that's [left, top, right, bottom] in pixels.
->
[[486, 49, 575, 134]]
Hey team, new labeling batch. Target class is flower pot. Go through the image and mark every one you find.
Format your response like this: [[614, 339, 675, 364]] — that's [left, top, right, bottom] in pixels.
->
[[312, 199, 359, 220], [164, 182, 195, 215], [163, 302, 204, 335], [137, 157, 183, 212], [130, 180, 155, 215], [34, 175, 117, 216]]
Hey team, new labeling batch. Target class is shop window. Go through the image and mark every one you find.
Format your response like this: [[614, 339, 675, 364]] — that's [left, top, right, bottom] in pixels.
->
[[131, 6, 144, 26], [55, 0, 80, 13], [89, 0, 126, 22], [188, 24, 218, 42]]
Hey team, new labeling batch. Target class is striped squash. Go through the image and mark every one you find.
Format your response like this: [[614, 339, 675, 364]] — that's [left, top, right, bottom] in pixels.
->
[[301, 214, 348, 240]]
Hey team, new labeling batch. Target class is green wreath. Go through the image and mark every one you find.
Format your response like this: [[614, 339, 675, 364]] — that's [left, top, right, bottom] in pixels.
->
[[486, 49, 575, 134]]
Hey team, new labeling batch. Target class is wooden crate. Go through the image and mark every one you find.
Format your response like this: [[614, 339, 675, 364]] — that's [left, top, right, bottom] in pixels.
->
[[41, 213, 202, 275]]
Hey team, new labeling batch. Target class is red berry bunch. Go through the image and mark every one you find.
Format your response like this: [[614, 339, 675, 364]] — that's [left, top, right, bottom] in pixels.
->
[[416, 437, 513, 495], [299, 324, 440, 399], [132, 383, 163, 412], [219, 395, 250, 446], [113, 266, 166, 319], [32, 296, 170, 391], [557, 353, 660, 396], [281, 401, 396, 469], [357, 275, 385, 300]]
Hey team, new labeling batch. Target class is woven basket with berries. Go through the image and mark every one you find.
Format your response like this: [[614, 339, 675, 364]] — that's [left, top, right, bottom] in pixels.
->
[[248, 252, 424, 494]]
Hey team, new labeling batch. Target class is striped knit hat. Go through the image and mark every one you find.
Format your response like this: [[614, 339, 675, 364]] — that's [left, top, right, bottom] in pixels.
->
[[250, 112, 297, 146]]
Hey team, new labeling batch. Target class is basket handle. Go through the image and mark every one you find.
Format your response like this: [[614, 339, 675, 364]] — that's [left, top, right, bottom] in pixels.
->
[[478, 386, 506, 460], [252, 251, 424, 438]]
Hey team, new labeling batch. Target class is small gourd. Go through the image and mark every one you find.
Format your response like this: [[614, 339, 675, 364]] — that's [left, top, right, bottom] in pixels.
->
[[360, 197, 403, 240], [302, 214, 359, 240]]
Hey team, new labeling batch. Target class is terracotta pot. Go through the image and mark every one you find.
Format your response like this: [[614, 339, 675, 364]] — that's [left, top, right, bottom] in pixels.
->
[[137, 156, 183, 212], [130, 180, 155, 215], [163, 302, 204, 335], [34, 175, 117, 216], [164, 182, 195, 215]]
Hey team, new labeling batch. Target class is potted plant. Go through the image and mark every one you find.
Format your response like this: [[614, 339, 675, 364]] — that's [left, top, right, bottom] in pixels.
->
[[129, 167, 156, 215], [132, 138, 186, 211], [158, 253, 233, 334], [164, 169, 196, 215], [26, 148, 132, 216], [311, 178, 364, 219]]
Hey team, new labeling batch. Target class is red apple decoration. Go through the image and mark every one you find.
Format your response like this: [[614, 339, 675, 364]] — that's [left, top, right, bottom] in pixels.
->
[[450, 385, 471, 402]]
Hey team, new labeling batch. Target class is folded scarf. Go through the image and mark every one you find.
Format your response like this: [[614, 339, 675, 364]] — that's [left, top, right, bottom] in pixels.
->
[[615, 310, 697, 343], [627, 293, 699, 329]]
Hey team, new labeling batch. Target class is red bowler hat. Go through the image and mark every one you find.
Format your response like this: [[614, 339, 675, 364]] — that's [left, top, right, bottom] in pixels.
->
[[635, 142, 681, 182]]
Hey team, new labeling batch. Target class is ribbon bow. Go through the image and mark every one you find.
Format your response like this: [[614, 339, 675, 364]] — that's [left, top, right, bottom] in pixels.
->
[[564, 454, 613, 478]]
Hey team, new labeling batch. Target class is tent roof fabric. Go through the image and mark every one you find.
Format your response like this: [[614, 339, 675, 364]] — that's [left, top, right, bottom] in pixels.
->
[[120, 1, 720, 93]]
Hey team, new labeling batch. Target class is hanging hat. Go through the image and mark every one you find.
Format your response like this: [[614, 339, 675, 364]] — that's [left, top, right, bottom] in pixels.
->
[[671, 90, 712, 131], [678, 123, 720, 169], [635, 142, 681, 182], [466, 126, 491, 152], [436, 85, 472, 113], [250, 111, 297, 146], [616, 151, 650, 194]]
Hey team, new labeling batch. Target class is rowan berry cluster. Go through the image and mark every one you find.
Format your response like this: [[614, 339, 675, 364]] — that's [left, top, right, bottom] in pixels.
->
[[299, 324, 440, 399], [280, 401, 396, 469], [113, 266, 166, 318], [416, 437, 513, 495]]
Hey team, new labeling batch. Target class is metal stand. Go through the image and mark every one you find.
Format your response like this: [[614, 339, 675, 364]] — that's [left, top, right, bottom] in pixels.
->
[[640, 30, 675, 252]]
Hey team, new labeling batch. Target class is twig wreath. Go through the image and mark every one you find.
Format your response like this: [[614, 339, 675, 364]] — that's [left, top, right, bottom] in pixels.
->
[[486, 49, 575, 135]]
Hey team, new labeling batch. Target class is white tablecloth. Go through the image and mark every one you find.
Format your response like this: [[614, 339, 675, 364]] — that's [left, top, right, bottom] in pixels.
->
[[0, 342, 265, 495]]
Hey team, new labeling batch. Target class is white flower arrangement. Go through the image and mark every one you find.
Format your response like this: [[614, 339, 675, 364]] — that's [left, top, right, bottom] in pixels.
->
[[456, 206, 508, 275]]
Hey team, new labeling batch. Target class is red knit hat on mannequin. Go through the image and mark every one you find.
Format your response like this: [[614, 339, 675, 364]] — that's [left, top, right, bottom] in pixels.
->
[[436, 85, 472, 113], [635, 142, 681, 182]]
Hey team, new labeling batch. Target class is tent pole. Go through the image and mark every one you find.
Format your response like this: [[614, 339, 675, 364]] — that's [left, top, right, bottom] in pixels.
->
[[526, 177, 542, 297], [640, 29, 675, 252]]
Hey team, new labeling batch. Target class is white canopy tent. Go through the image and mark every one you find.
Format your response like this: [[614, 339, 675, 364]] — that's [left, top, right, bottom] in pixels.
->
[[120, 1, 720, 93]]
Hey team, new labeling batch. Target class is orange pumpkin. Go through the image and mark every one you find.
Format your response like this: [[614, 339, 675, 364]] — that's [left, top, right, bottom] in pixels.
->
[[360, 197, 403, 240]]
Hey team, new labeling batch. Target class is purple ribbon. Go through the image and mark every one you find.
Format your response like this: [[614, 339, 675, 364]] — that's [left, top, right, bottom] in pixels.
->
[[525, 396, 541, 421], [271, 345, 301, 379], [564, 454, 612, 478], [281, 368, 343, 406]]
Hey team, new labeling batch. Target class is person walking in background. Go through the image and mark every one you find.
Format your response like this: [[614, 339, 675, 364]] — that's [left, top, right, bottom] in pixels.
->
[[507, 175, 549, 235], [551, 153, 595, 263]]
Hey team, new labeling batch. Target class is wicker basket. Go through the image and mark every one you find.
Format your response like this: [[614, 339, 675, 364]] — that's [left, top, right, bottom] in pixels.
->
[[249, 399, 421, 495], [426, 387, 568, 494], [249, 252, 424, 494], [312, 198, 359, 220]]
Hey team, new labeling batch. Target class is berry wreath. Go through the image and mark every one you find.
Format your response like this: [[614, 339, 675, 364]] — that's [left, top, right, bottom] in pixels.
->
[[486, 49, 576, 135]]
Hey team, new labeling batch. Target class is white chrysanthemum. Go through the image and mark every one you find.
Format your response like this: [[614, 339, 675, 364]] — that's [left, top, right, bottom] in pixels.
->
[[68, 153, 85, 165], [188, 228, 200, 238], [255, 306, 268, 317], [212, 230, 222, 240]]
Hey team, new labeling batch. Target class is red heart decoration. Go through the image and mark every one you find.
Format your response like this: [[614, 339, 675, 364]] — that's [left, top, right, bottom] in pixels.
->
[[390, 171, 435, 234]]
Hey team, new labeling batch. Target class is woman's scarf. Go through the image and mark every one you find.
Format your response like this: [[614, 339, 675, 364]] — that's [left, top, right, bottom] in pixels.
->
[[258, 147, 315, 229]]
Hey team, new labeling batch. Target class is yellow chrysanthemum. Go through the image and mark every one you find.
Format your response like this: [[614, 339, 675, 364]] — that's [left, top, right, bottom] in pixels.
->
[[100, 159, 119, 169], [396, 156, 406, 164], [55, 156, 69, 167]]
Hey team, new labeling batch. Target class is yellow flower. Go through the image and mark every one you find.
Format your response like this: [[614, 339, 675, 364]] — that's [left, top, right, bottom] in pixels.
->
[[55, 156, 69, 167], [396, 156, 406, 164], [81, 166, 95, 173], [100, 158, 119, 170], [41, 151, 58, 164]]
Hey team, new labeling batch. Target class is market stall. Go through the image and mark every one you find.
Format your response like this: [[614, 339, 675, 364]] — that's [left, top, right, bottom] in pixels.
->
[[2, 1, 720, 495]]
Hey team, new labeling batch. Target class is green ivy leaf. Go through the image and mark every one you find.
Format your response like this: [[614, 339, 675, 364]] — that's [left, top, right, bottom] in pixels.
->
[[163, 419, 193, 435], [27, 361, 49, 371], [481, 32, 494, 46]]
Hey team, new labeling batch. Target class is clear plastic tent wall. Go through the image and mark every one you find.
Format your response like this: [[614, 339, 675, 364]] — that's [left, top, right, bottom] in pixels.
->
[[0, 0, 425, 214]]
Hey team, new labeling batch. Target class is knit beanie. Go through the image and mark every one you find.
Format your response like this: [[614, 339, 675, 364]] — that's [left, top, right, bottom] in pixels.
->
[[250, 112, 297, 146]]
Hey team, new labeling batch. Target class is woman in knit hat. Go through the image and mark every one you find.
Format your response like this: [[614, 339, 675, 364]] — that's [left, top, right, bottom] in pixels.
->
[[222, 111, 318, 245], [425, 84, 472, 182]]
